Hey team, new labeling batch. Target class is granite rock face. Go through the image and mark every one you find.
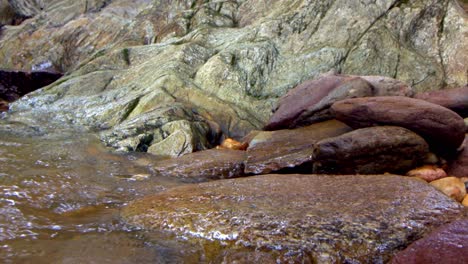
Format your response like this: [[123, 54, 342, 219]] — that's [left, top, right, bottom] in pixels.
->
[[122, 174, 464, 263], [1, 0, 467, 154], [312, 126, 430, 174], [332, 96, 466, 154], [391, 219, 468, 264]]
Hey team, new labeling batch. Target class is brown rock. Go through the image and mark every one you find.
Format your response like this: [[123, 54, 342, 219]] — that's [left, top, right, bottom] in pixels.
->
[[122, 174, 464, 263], [391, 219, 468, 264], [332, 96, 466, 154], [245, 120, 352, 175], [463, 195, 468, 206], [447, 135, 468, 177], [264, 73, 374, 130], [430, 177, 467, 202], [407, 165, 447, 182], [360, 75, 414, 97], [216, 138, 248, 151], [312, 126, 429, 174], [0, 99, 8, 112], [414, 86, 468, 117], [0, 70, 62, 102], [151, 148, 246, 182]]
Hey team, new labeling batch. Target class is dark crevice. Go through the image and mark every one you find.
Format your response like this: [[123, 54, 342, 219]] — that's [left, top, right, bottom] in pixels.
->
[[437, 0, 450, 87], [135, 134, 154, 152], [119, 97, 141, 123]]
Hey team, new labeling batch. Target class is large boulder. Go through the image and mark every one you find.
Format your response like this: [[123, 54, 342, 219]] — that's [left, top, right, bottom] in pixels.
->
[[414, 86, 468, 118], [150, 148, 246, 182], [122, 174, 464, 263], [264, 73, 414, 131], [245, 120, 352, 174], [391, 219, 468, 264], [312, 126, 430, 174], [332, 96, 466, 154]]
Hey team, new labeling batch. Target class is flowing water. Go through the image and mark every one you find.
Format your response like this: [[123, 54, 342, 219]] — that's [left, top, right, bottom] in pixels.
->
[[0, 128, 203, 263]]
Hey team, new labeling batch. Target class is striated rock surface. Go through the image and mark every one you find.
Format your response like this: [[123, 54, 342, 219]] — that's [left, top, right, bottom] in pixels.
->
[[312, 126, 429, 174], [122, 174, 464, 263], [414, 86, 468, 118], [391, 219, 468, 264], [245, 120, 352, 175], [447, 135, 468, 177], [150, 148, 246, 182], [332, 96, 466, 154], [0, 0, 466, 154]]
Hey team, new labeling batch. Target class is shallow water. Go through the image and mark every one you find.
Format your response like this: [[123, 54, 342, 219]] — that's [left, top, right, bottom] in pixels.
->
[[0, 130, 201, 263]]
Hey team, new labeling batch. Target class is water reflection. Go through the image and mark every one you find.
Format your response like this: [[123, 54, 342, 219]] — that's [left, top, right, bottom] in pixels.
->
[[0, 131, 191, 263]]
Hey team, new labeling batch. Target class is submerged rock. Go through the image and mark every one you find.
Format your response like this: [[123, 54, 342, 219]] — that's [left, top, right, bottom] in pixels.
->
[[245, 120, 352, 174], [332, 96, 466, 154], [312, 126, 429, 174], [391, 219, 468, 264], [414, 86, 468, 118], [122, 174, 464, 263], [150, 149, 246, 182]]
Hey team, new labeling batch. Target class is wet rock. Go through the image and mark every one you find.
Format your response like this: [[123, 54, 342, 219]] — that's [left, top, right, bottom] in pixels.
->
[[150, 149, 246, 182], [216, 138, 248, 151], [312, 126, 429, 174], [264, 73, 374, 130], [447, 135, 468, 177], [0, 99, 8, 112], [407, 165, 447, 182], [122, 174, 464, 263], [430, 177, 467, 202], [332, 96, 466, 154], [391, 219, 468, 264], [463, 195, 468, 206], [0, 70, 62, 102], [245, 120, 352, 175], [414, 86, 468, 117]]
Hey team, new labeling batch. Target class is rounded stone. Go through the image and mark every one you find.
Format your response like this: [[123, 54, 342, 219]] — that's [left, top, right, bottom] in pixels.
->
[[430, 177, 467, 202], [406, 165, 447, 182]]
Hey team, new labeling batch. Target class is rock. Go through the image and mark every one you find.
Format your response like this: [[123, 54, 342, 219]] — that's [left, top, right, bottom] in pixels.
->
[[430, 177, 467, 202], [150, 149, 246, 182], [407, 165, 447, 182], [245, 120, 352, 175], [463, 195, 468, 206], [391, 219, 468, 264], [0, 99, 8, 112], [264, 73, 374, 130], [0, 70, 62, 102], [101, 106, 216, 157], [1, 0, 467, 154], [312, 126, 429, 174], [360, 75, 414, 97], [414, 86, 468, 118], [121, 174, 464, 263], [447, 135, 468, 177], [332, 96, 466, 154], [216, 138, 248, 151]]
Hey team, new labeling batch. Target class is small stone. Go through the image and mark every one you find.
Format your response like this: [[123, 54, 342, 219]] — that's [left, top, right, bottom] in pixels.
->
[[406, 165, 447, 182], [462, 195, 468, 206], [430, 177, 467, 202], [216, 138, 248, 150]]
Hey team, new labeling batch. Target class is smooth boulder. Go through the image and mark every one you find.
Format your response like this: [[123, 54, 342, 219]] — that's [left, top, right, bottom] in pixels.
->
[[245, 120, 352, 174], [150, 149, 246, 182], [312, 126, 429, 174], [391, 219, 468, 264], [264, 73, 374, 130], [122, 174, 464, 263], [332, 96, 466, 154], [414, 86, 468, 117]]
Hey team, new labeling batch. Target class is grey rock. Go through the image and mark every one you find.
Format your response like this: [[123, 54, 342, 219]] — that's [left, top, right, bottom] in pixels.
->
[[122, 174, 464, 263]]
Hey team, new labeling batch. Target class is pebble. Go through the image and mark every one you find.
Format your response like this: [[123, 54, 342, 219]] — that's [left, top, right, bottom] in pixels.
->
[[216, 138, 248, 151], [430, 177, 467, 202], [463, 195, 468, 206], [406, 165, 447, 182]]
